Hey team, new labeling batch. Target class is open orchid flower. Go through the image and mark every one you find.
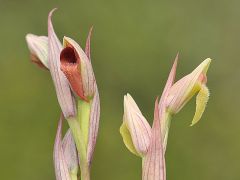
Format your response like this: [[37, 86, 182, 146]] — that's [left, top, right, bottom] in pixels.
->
[[26, 9, 100, 180], [60, 36, 96, 101], [120, 55, 211, 180], [166, 58, 211, 126]]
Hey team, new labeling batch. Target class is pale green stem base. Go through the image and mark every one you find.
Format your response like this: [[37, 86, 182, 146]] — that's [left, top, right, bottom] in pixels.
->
[[77, 100, 91, 146], [67, 117, 90, 180], [70, 167, 78, 180]]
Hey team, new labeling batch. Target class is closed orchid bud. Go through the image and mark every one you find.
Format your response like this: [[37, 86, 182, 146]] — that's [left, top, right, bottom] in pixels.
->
[[25, 34, 49, 69], [166, 58, 211, 126], [54, 114, 78, 180], [120, 94, 152, 157], [62, 129, 78, 176], [60, 36, 95, 101]]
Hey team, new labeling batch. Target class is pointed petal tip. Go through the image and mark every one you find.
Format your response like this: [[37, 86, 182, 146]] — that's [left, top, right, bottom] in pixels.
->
[[126, 93, 132, 98], [89, 26, 94, 34], [85, 27, 93, 60], [159, 54, 179, 106], [25, 33, 34, 41], [172, 53, 179, 69], [203, 58, 212, 67], [49, 8, 58, 17], [175, 52, 179, 61], [155, 96, 160, 105], [48, 8, 58, 31], [124, 93, 132, 101], [199, 58, 212, 74]]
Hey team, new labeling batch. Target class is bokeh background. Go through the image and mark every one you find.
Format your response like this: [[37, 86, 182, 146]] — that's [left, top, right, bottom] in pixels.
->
[[0, 0, 239, 179]]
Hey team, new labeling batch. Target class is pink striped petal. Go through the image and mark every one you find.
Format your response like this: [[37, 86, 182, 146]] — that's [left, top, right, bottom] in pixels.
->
[[25, 34, 49, 69], [87, 86, 100, 164], [122, 94, 152, 156], [48, 9, 76, 118], [142, 98, 166, 180], [62, 129, 78, 172], [54, 114, 71, 180]]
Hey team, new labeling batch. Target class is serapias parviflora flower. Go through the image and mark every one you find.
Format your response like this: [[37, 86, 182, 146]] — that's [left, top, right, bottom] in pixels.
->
[[26, 9, 100, 180], [120, 55, 211, 180], [166, 58, 211, 126]]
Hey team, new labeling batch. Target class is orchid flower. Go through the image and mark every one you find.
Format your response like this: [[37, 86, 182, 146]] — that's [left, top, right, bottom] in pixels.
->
[[26, 9, 100, 180], [120, 54, 211, 180]]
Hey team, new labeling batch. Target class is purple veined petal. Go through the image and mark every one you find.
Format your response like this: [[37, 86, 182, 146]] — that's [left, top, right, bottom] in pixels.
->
[[48, 9, 76, 118], [87, 86, 100, 164], [54, 114, 71, 180], [85, 26, 93, 60], [123, 94, 152, 156], [62, 129, 79, 173], [143, 98, 166, 180], [25, 34, 49, 69]]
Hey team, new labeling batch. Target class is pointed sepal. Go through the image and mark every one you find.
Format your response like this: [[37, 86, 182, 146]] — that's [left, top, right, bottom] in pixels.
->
[[48, 9, 76, 118]]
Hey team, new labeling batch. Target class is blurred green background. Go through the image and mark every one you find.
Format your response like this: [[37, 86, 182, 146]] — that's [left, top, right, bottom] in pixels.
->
[[0, 0, 239, 179]]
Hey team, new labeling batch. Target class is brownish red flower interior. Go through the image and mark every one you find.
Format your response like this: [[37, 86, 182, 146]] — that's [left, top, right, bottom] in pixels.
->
[[60, 46, 87, 101]]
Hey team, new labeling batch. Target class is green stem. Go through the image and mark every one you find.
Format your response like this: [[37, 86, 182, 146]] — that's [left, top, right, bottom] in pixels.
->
[[67, 117, 90, 180], [80, 165, 90, 180], [70, 167, 78, 180], [77, 100, 91, 146]]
